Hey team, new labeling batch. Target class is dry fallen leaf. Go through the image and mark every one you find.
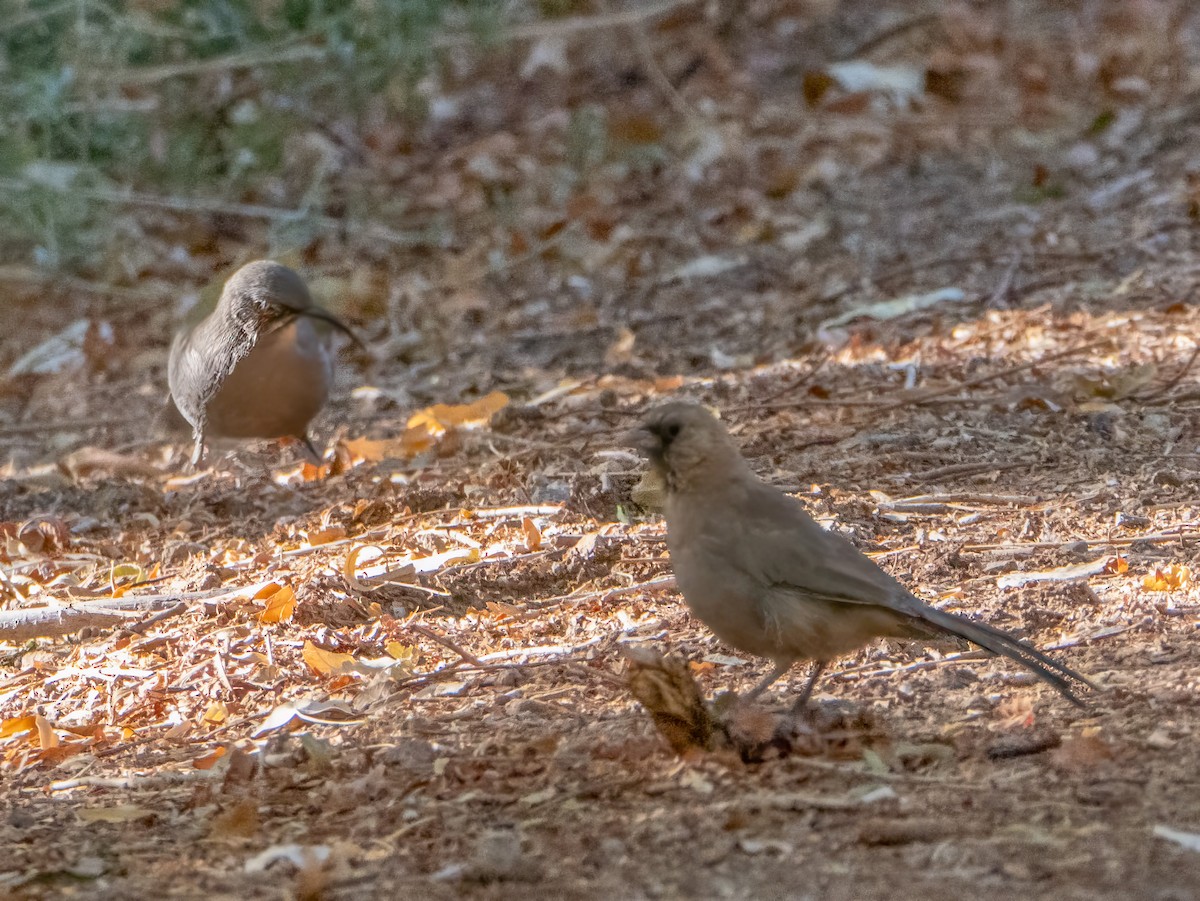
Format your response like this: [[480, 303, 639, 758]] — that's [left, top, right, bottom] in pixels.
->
[[1143, 563, 1191, 591], [193, 746, 228, 770], [305, 526, 347, 546], [35, 714, 58, 749], [259, 585, 297, 623], [407, 390, 509, 432], [302, 641, 356, 677], [209, 797, 260, 839], [0, 714, 38, 740], [521, 516, 542, 552]]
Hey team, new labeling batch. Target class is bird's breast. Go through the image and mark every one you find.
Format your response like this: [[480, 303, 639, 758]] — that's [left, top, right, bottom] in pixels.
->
[[204, 319, 334, 439]]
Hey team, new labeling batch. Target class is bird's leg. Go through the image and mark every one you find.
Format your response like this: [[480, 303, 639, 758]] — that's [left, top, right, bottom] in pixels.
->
[[189, 433, 207, 470], [744, 661, 792, 700], [299, 435, 324, 464], [789, 660, 828, 714]]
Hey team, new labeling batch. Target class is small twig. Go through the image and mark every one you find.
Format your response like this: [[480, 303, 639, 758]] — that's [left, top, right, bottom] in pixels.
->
[[0, 0, 74, 34], [862, 248, 1106, 298], [835, 623, 1137, 683], [883, 492, 1040, 508], [468, 504, 564, 519], [1138, 344, 1200, 401], [0, 266, 164, 301], [407, 623, 484, 667], [988, 252, 1022, 307], [437, 0, 701, 47], [120, 602, 188, 638], [964, 530, 1200, 552], [732, 352, 831, 408], [870, 336, 1112, 417], [621, 2, 695, 118], [840, 12, 940, 60], [0, 178, 441, 248], [532, 575, 677, 608], [94, 0, 702, 85], [905, 460, 1030, 482]]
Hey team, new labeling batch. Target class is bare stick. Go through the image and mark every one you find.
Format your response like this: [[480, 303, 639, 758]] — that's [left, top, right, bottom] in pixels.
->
[[407, 623, 484, 667]]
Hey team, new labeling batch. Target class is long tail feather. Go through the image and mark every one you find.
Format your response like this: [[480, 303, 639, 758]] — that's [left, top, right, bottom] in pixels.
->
[[919, 607, 1095, 707]]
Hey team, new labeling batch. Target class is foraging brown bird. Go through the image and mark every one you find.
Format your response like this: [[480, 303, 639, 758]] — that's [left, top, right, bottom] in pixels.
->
[[631, 402, 1094, 710], [168, 260, 357, 466]]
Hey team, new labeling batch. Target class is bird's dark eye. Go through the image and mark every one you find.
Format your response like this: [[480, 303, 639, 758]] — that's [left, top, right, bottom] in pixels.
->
[[664, 422, 681, 441]]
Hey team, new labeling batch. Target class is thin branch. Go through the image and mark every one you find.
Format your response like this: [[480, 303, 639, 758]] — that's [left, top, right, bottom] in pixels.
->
[[1138, 344, 1200, 401], [407, 623, 484, 667], [93, 0, 703, 86], [840, 13, 940, 61], [0, 178, 443, 248], [532, 575, 676, 608], [869, 336, 1113, 417]]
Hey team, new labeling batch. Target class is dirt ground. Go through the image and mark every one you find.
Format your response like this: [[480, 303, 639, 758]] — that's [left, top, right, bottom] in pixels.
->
[[3, 1, 1200, 898]]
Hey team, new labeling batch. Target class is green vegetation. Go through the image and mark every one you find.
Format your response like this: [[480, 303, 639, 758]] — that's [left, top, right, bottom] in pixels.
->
[[0, 0, 520, 271]]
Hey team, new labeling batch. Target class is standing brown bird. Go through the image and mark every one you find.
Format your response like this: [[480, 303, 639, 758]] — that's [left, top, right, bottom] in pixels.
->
[[168, 260, 357, 466], [632, 402, 1094, 710]]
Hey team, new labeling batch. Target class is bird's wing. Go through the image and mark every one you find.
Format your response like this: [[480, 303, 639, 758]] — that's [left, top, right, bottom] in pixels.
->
[[728, 479, 920, 611], [167, 319, 254, 429]]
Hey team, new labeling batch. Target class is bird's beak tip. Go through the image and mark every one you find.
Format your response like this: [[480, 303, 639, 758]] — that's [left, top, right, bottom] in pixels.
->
[[626, 425, 660, 455]]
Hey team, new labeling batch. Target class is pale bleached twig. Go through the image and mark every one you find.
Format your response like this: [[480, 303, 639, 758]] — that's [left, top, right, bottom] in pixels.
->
[[532, 575, 677, 608]]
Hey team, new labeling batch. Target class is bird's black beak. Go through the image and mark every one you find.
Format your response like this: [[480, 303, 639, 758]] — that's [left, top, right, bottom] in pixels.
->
[[627, 423, 664, 458], [300, 307, 365, 349]]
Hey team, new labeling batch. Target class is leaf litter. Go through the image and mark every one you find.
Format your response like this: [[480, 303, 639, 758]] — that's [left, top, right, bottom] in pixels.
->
[[3, 2, 1200, 898]]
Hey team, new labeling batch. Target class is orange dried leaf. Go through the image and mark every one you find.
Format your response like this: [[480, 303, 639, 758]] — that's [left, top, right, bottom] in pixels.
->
[[407, 391, 509, 431], [35, 714, 58, 749], [209, 797, 260, 839], [326, 673, 359, 692], [484, 599, 521, 617], [302, 641, 355, 676], [203, 701, 229, 725], [306, 526, 346, 546], [385, 642, 418, 664], [259, 585, 297, 623], [193, 746, 228, 770], [399, 424, 437, 457], [343, 436, 393, 463], [1105, 556, 1129, 574], [298, 460, 328, 482], [0, 715, 37, 739], [521, 517, 542, 552], [1143, 563, 1191, 591], [252, 582, 285, 600]]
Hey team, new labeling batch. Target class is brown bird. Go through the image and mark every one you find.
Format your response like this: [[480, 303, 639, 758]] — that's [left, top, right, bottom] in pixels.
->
[[632, 402, 1094, 710], [168, 260, 358, 466]]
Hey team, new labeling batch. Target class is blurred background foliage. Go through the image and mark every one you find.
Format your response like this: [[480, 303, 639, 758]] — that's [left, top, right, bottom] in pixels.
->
[[0, 0, 526, 270]]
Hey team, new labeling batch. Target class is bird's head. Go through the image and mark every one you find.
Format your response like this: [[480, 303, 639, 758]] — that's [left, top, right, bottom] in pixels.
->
[[630, 402, 746, 493], [216, 260, 358, 343], [217, 260, 314, 331]]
